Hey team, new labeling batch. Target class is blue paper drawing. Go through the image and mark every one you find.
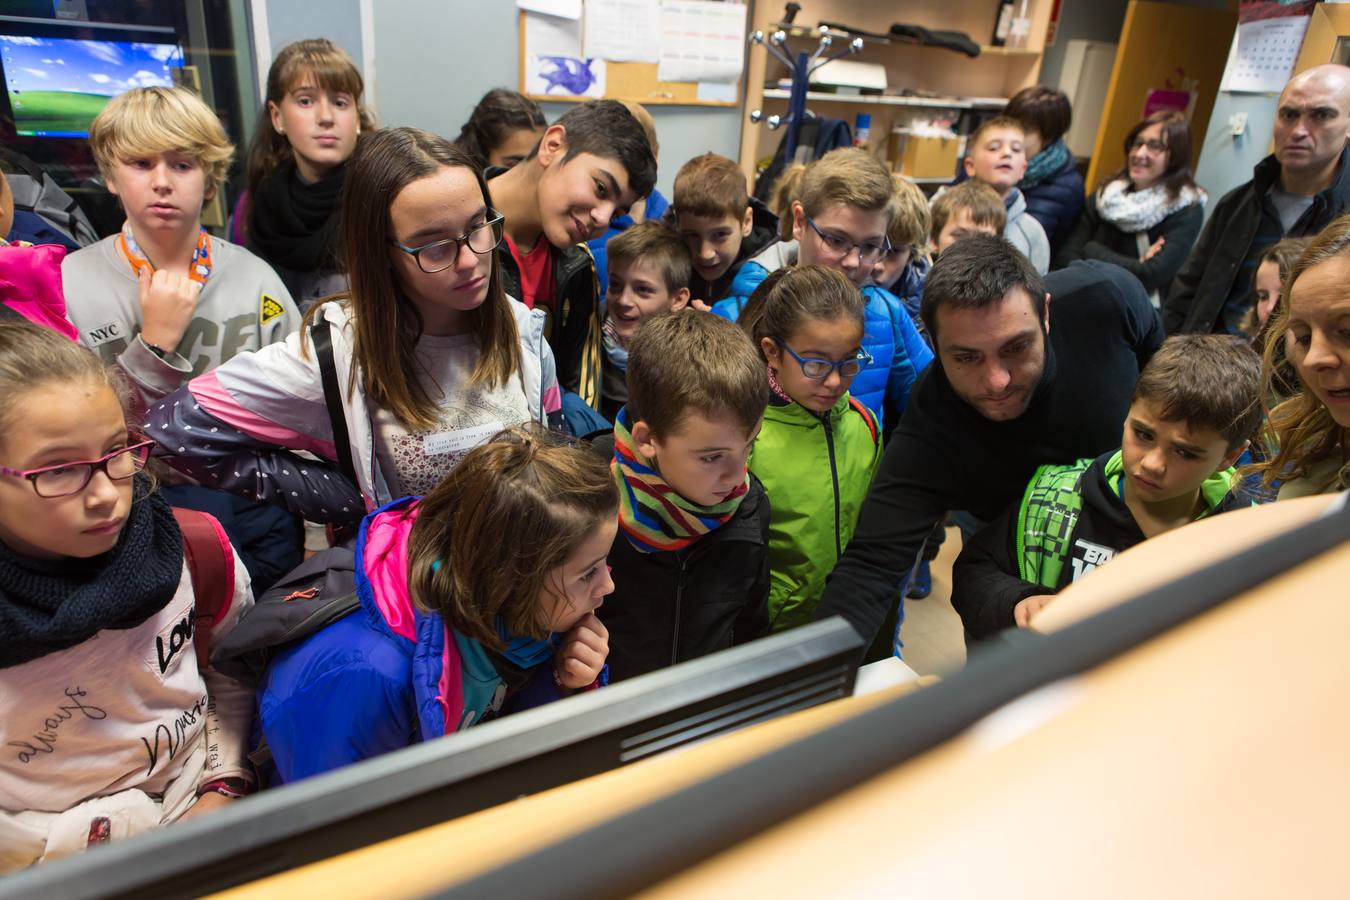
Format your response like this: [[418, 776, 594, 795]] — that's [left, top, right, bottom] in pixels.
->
[[537, 56, 597, 95]]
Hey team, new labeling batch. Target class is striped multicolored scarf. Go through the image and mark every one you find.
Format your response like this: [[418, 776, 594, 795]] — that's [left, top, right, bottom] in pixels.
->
[[117, 222, 213, 286], [611, 407, 749, 554]]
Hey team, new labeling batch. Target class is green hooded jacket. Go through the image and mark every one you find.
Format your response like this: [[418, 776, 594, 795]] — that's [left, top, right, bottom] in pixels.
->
[[749, 393, 882, 632]]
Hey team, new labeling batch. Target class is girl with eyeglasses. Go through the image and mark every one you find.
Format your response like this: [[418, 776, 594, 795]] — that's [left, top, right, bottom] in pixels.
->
[[148, 128, 563, 534], [739, 266, 884, 633], [1056, 110, 1207, 307], [0, 322, 256, 870]]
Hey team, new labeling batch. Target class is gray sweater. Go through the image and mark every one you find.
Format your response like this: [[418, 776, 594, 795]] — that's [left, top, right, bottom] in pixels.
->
[[1004, 188, 1051, 275], [62, 234, 300, 410]]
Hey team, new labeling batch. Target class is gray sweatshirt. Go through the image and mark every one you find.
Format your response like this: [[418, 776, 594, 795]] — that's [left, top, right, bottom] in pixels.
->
[[62, 234, 300, 410], [1005, 188, 1051, 275]]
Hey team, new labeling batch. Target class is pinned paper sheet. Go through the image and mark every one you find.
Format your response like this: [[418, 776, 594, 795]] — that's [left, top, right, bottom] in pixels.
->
[[523, 11, 605, 98], [584, 0, 661, 64], [658, 0, 747, 84], [1220, 15, 1311, 94], [516, 0, 581, 19]]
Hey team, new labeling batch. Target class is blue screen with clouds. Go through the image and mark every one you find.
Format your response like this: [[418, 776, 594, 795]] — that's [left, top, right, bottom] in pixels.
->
[[0, 35, 183, 137]]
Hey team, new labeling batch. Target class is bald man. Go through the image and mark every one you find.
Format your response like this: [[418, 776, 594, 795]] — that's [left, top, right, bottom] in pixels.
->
[[1164, 64, 1350, 334]]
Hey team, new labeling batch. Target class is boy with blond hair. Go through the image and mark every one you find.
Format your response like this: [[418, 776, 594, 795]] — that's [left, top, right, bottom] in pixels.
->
[[672, 152, 779, 305], [591, 310, 771, 680], [63, 85, 302, 593], [64, 86, 298, 411], [952, 334, 1261, 642], [951, 115, 1050, 273]]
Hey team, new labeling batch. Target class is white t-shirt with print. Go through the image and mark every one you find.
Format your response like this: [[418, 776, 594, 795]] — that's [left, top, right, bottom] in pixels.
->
[[374, 332, 532, 497]]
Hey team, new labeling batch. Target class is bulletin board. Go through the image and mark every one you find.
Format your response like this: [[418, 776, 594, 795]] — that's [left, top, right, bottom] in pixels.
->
[[517, 0, 746, 107]]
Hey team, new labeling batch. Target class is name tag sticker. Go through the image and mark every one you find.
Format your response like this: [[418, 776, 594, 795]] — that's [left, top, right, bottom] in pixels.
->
[[423, 422, 504, 457]]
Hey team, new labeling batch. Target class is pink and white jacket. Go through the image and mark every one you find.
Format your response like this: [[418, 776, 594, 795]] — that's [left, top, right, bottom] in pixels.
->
[[145, 297, 564, 523]]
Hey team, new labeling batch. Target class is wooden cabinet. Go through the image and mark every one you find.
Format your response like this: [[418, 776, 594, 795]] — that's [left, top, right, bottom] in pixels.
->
[[738, 0, 1055, 183]]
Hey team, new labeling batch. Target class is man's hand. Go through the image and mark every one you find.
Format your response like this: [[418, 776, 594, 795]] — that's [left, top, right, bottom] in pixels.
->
[[137, 266, 201, 351], [554, 612, 609, 690], [1014, 594, 1057, 628]]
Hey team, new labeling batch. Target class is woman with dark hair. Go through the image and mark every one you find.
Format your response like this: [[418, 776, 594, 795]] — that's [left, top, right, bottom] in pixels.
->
[[1004, 86, 1084, 250], [1055, 110, 1207, 305]]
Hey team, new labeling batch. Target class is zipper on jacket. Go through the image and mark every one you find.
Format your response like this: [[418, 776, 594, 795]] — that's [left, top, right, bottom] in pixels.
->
[[822, 412, 843, 559], [671, 557, 687, 665]]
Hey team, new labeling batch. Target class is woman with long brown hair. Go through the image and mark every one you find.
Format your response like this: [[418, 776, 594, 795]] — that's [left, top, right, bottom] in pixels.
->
[[147, 127, 564, 529], [1056, 110, 1207, 305], [1250, 214, 1350, 498]]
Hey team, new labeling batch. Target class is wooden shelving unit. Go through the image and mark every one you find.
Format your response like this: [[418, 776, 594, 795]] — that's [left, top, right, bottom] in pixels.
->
[[738, 0, 1054, 183]]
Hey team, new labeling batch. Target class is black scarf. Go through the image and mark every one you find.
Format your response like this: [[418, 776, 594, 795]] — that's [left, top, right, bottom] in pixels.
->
[[247, 160, 345, 274], [0, 479, 185, 669]]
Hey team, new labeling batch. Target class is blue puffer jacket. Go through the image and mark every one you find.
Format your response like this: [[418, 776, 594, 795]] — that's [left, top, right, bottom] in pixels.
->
[[258, 498, 564, 784], [710, 242, 933, 430]]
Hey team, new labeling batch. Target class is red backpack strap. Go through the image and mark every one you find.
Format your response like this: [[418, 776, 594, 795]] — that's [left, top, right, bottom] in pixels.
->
[[172, 508, 235, 671], [847, 396, 880, 446]]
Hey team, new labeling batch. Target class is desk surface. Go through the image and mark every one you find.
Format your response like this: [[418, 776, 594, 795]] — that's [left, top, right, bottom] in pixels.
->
[[643, 523, 1350, 898], [213, 661, 928, 900]]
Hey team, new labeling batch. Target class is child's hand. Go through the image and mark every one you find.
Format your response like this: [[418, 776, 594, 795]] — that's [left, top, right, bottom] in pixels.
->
[[688, 298, 712, 312], [138, 267, 202, 352], [1014, 594, 1056, 628], [554, 612, 609, 691], [178, 791, 233, 821], [1140, 236, 1165, 262]]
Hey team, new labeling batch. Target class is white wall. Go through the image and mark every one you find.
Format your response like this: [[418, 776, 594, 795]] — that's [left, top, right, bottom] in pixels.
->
[[1192, 31, 1278, 216], [370, 0, 744, 198]]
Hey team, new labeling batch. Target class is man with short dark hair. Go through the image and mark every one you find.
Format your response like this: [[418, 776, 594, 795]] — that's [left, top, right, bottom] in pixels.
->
[[1164, 64, 1350, 335], [813, 234, 1164, 648]]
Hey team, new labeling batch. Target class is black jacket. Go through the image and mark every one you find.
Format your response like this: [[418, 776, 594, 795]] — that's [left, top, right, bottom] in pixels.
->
[[811, 261, 1164, 647], [487, 167, 604, 407], [1055, 191, 1204, 302], [950, 451, 1249, 643], [1163, 148, 1350, 334], [590, 433, 771, 682]]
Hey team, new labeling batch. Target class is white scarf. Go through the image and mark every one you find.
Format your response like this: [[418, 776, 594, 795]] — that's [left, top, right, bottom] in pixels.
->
[[1096, 178, 1206, 234]]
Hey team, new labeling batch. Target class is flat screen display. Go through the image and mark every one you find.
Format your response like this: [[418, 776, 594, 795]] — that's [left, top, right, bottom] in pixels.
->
[[0, 35, 183, 138]]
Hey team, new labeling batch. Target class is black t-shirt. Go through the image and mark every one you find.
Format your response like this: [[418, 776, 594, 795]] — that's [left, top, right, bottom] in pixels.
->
[[813, 260, 1164, 645]]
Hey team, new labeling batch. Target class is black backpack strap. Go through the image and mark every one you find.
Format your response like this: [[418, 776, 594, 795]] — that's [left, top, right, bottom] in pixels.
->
[[310, 318, 360, 489]]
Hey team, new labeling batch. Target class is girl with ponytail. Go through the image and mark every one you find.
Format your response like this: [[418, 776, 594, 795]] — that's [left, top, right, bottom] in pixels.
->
[[256, 425, 617, 784]]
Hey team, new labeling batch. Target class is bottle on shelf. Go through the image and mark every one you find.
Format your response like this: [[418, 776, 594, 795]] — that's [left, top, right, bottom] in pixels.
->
[[991, 0, 1015, 47], [854, 113, 872, 148], [1008, 0, 1032, 50]]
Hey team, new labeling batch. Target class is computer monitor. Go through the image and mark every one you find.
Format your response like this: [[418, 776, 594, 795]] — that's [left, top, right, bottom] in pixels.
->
[[0, 35, 183, 138], [0, 618, 864, 899]]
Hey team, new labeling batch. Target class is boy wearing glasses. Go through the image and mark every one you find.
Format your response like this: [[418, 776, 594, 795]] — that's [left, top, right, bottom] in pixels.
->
[[487, 100, 657, 415], [871, 178, 933, 337], [712, 148, 932, 434], [590, 311, 771, 681], [63, 87, 299, 414]]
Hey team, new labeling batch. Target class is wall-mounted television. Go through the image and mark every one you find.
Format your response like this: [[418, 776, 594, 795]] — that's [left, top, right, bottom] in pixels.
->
[[0, 35, 182, 138]]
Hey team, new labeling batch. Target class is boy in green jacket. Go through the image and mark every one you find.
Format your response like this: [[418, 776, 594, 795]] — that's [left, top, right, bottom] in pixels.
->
[[952, 334, 1263, 643]]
